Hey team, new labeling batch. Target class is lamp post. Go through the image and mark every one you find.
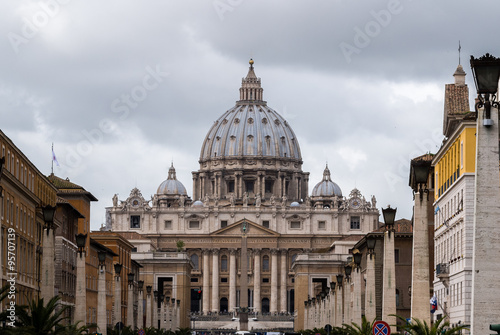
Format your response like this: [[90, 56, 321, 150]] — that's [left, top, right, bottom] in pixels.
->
[[127, 273, 135, 327], [137, 280, 144, 329], [364, 235, 377, 322], [146, 286, 152, 328], [114, 263, 123, 326], [41, 205, 56, 302], [381, 205, 397, 333], [97, 250, 107, 335], [409, 156, 432, 324], [470, 53, 500, 335], [75, 233, 87, 324]]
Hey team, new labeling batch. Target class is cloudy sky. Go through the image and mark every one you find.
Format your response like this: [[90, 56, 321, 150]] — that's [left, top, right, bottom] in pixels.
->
[[0, 0, 496, 230]]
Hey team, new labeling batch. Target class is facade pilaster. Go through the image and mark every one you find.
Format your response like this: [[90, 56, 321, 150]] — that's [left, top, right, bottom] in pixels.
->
[[280, 249, 287, 312], [202, 250, 210, 314], [229, 248, 237, 312], [211, 249, 220, 312], [270, 249, 278, 313], [253, 249, 261, 313]]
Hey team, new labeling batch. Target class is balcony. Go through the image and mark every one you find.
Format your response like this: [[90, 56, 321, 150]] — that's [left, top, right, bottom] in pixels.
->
[[436, 263, 449, 281]]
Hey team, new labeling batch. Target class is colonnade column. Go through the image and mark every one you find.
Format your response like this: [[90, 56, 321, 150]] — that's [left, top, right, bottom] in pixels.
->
[[229, 248, 237, 312], [365, 252, 376, 322], [41, 228, 55, 302], [352, 268, 362, 326], [138, 283, 144, 329], [212, 249, 220, 312], [280, 250, 287, 313], [270, 249, 278, 313], [114, 269, 122, 326], [127, 278, 134, 327], [97, 260, 107, 335], [146, 286, 152, 328], [382, 230, 396, 333], [202, 250, 210, 314], [253, 249, 261, 313]]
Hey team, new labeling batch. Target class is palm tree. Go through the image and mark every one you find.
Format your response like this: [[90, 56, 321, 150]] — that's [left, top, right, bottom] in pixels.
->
[[10, 295, 69, 335], [342, 316, 375, 335], [393, 315, 469, 335]]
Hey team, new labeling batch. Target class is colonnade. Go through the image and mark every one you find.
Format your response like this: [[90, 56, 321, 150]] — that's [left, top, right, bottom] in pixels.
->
[[200, 248, 290, 314]]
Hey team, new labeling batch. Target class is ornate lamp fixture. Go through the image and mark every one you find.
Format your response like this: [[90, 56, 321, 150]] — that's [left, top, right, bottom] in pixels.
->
[[138, 280, 144, 291], [353, 249, 362, 272], [336, 274, 344, 288], [410, 158, 432, 201], [98, 250, 106, 268], [146, 285, 152, 294], [470, 53, 500, 127], [366, 235, 376, 258], [330, 281, 336, 291], [127, 272, 135, 285], [42, 205, 56, 234], [382, 205, 397, 233], [114, 263, 123, 276], [75, 233, 87, 258]]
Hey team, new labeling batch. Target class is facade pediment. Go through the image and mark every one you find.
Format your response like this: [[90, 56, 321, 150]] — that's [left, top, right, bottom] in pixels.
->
[[211, 219, 280, 237]]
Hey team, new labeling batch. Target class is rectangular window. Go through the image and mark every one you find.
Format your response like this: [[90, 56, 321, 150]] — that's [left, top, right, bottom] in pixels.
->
[[190, 278, 199, 282], [395, 249, 400, 263], [221, 278, 228, 283], [318, 221, 326, 230], [262, 278, 269, 283], [350, 216, 360, 230], [227, 180, 235, 193], [262, 220, 270, 229], [265, 180, 273, 193], [221, 220, 228, 228], [130, 215, 140, 228], [164, 220, 172, 230], [460, 141, 464, 169], [290, 221, 301, 229], [189, 220, 200, 229], [245, 180, 254, 193]]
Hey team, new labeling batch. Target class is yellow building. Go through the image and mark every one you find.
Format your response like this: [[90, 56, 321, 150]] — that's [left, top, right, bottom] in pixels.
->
[[431, 64, 475, 328], [0, 130, 57, 308]]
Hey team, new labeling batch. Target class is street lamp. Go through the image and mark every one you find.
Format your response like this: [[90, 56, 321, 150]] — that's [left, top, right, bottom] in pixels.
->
[[330, 281, 336, 291], [98, 250, 106, 268], [75, 233, 87, 258], [336, 274, 343, 288], [114, 263, 123, 276], [353, 249, 362, 272], [410, 158, 432, 202], [127, 272, 135, 285], [138, 280, 144, 291], [146, 285, 152, 294], [382, 205, 397, 233], [42, 205, 56, 234], [366, 235, 376, 258], [470, 53, 500, 127], [344, 263, 352, 280]]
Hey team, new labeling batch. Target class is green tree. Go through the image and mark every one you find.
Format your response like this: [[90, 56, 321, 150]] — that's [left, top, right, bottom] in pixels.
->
[[176, 240, 185, 252], [342, 316, 376, 335], [392, 315, 469, 335]]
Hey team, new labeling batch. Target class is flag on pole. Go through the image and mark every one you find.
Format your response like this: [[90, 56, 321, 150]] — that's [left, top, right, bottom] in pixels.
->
[[430, 295, 437, 313], [52, 144, 60, 167]]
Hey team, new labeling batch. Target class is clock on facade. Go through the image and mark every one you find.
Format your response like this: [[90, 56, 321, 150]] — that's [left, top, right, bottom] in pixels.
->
[[350, 197, 361, 209]]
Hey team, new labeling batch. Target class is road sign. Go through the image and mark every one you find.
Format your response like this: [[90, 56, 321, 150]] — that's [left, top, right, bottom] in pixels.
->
[[138, 329, 145, 335], [372, 320, 391, 335]]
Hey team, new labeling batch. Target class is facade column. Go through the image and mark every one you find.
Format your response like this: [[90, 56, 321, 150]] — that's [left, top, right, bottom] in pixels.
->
[[365, 253, 376, 322], [411, 191, 431, 324], [146, 287, 152, 328], [160, 298, 165, 328], [138, 286, 144, 329], [270, 249, 278, 313], [471, 102, 500, 334], [352, 268, 362, 326], [75, 250, 86, 325], [153, 293, 158, 329], [97, 263, 107, 335], [280, 250, 288, 313], [212, 249, 220, 312], [41, 229, 55, 302], [127, 280, 134, 327], [114, 271, 122, 326], [335, 286, 343, 327], [202, 250, 210, 314], [253, 249, 261, 313], [382, 230, 396, 333], [229, 248, 237, 312]]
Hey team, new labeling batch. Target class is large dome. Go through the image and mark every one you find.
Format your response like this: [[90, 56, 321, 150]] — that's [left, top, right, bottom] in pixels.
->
[[312, 165, 342, 197], [157, 163, 187, 196], [199, 60, 302, 162]]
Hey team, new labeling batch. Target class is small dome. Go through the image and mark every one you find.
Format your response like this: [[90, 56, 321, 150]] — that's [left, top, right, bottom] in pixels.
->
[[192, 200, 203, 207], [312, 165, 342, 197], [157, 163, 187, 196], [290, 201, 300, 207]]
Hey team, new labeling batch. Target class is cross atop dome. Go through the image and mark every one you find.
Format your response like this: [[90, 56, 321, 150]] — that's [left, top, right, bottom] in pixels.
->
[[322, 164, 332, 181], [239, 59, 264, 103]]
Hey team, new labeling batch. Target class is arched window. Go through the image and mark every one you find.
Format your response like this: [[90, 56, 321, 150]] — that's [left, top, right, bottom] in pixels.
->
[[263, 255, 270, 272], [221, 255, 228, 272], [220, 297, 228, 313], [190, 254, 199, 270]]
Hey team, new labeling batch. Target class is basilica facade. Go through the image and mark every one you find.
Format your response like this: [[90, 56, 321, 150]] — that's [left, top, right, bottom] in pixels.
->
[[107, 60, 381, 331]]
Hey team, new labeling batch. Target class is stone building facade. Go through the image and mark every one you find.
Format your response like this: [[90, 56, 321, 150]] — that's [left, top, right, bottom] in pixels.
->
[[107, 60, 381, 331]]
